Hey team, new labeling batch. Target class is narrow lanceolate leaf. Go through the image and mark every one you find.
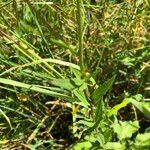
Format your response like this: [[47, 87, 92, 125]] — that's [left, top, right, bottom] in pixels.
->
[[82, 94, 105, 137], [0, 78, 75, 102], [93, 76, 116, 133], [108, 99, 130, 117], [92, 75, 116, 102], [82, 75, 116, 137]]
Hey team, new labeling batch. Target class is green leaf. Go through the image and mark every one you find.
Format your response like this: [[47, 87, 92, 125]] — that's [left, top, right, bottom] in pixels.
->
[[134, 133, 150, 149], [72, 141, 92, 150], [50, 38, 76, 53], [120, 57, 135, 67], [76, 120, 93, 127], [105, 142, 126, 150], [94, 98, 103, 126], [92, 75, 116, 102], [85, 135, 97, 143], [81, 103, 103, 136], [81, 100, 103, 137], [0, 78, 75, 102], [72, 69, 82, 79], [104, 128, 113, 143], [73, 89, 89, 107], [113, 121, 139, 140], [50, 78, 75, 90], [133, 94, 143, 101], [108, 99, 130, 117], [129, 98, 150, 120], [82, 76, 116, 137], [72, 78, 84, 86]]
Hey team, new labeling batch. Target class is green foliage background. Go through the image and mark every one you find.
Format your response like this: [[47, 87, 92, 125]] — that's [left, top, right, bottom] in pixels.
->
[[0, 0, 149, 149]]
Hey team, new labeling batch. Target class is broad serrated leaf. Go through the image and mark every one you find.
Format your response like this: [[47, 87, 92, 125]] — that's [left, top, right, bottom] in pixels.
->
[[113, 121, 139, 140], [134, 133, 150, 149], [105, 142, 126, 150], [72, 141, 92, 150]]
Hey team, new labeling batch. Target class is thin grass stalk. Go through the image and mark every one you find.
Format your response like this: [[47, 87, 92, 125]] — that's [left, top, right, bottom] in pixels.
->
[[23, 0, 54, 58], [76, 0, 84, 72]]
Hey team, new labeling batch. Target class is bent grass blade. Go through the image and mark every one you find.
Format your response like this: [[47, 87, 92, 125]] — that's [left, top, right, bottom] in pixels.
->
[[0, 78, 75, 102]]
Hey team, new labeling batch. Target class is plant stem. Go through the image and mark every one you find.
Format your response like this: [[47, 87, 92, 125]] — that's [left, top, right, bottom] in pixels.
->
[[76, 0, 84, 71]]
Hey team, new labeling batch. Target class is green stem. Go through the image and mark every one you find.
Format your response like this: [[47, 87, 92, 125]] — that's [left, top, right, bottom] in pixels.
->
[[76, 0, 84, 71]]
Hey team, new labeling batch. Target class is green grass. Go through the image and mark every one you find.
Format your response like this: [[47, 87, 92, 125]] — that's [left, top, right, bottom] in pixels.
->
[[0, 0, 150, 149]]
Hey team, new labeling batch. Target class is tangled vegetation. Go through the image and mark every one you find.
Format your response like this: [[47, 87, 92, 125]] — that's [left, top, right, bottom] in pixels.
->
[[0, 0, 150, 149]]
